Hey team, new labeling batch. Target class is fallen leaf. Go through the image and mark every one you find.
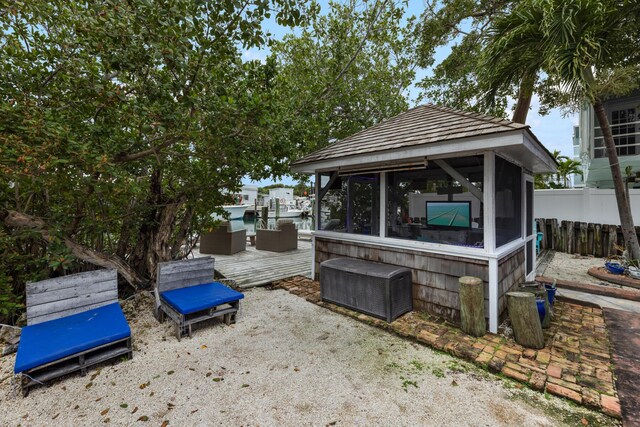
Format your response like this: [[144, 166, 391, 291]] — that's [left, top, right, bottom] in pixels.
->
[[120, 404, 128, 409], [100, 408, 109, 416], [131, 407, 138, 414], [167, 371, 175, 375], [190, 409, 199, 414], [137, 415, 149, 422], [61, 386, 66, 391], [167, 403, 175, 409], [294, 367, 300, 372], [149, 392, 155, 397], [86, 382, 93, 389], [52, 413, 60, 420], [95, 397, 102, 402], [212, 377, 223, 382], [74, 405, 79, 410], [241, 384, 249, 388], [206, 372, 212, 377], [139, 382, 150, 389], [103, 418, 110, 423], [161, 421, 169, 427], [188, 368, 195, 371], [450, 380, 458, 387], [200, 345, 207, 349]]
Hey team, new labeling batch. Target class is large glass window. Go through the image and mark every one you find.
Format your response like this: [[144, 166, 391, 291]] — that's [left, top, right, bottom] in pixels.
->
[[318, 172, 379, 235], [495, 156, 522, 247], [594, 107, 639, 158], [387, 156, 484, 247]]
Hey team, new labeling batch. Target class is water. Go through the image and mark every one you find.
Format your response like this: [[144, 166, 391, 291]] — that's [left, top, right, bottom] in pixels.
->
[[227, 216, 314, 233]]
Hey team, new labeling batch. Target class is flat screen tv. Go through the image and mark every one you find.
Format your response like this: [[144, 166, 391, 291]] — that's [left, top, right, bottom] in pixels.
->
[[426, 201, 471, 229]]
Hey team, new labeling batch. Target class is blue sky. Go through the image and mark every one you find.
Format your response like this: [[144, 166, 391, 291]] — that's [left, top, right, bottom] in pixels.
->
[[242, 0, 577, 187]]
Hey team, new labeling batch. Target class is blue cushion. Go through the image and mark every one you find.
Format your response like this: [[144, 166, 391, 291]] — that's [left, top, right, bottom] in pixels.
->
[[14, 302, 131, 374], [160, 282, 244, 315]]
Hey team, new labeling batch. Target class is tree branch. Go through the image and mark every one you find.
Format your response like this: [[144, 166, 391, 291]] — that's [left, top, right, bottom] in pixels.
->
[[1, 209, 144, 288]]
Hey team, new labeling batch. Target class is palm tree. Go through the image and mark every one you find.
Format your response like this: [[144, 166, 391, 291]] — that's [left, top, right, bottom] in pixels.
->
[[556, 158, 583, 188], [483, 0, 640, 259]]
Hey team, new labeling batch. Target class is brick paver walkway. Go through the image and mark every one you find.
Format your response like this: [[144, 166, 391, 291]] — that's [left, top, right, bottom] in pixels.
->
[[274, 276, 621, 419]]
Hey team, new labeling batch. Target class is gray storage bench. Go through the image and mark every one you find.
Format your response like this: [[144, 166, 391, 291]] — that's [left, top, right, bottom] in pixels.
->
[[320, 258, 413, 322]]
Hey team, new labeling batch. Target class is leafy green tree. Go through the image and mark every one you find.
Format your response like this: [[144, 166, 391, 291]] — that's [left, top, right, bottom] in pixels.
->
[[483, 0, 640, 258], [0, 0, 310, 295], [271, 0, 417, 154]]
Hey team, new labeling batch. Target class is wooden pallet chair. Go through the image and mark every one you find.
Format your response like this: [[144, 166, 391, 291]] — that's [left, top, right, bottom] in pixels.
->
[[14, 269, 132, 396], [154, 257, 244, 340]]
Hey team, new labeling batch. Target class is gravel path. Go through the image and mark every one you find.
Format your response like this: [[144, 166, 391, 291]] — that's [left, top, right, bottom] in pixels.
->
[[542, 252, 607, 285], [0, 288, 611, 426]]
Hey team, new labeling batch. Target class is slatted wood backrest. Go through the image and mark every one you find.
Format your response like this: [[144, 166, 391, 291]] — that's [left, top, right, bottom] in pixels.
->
[[156, 257, 215, 293], [26, 269, 118, 326]]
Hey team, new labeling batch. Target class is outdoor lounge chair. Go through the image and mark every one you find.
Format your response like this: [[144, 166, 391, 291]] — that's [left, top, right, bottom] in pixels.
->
[[14, 269, 132, 396], [199, 221, 246, 255], [256, 219, 298, 252], [154, 257, 244, 340]]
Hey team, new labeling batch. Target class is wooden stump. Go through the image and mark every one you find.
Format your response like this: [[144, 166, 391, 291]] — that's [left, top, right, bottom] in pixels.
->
[[459, 276, 486, 337], [506, 292, 545, 349]]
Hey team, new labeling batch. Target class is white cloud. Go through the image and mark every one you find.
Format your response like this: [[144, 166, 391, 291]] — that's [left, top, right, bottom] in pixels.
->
[[242, 49, 268, 64]]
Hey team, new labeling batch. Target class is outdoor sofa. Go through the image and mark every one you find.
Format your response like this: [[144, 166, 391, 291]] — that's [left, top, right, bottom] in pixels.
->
[[199, 221, 246, 255], [14, 269, 132, 396], [256, 219, 298, 252], [154, 257, 244, 340]]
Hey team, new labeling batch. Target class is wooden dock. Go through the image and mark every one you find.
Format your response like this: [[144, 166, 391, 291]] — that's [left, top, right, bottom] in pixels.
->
[[193, 240, 312, 289]]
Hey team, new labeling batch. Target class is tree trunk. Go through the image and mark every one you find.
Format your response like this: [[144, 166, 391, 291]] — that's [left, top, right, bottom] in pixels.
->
[[511, 73, 535, 124], [0, 209, 144, 288], [171, 204, 195, 259], [593, 100, 640, 260]]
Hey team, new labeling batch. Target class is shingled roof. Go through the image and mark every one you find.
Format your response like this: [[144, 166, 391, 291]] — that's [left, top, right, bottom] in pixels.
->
[[292, 104, 535, 167]]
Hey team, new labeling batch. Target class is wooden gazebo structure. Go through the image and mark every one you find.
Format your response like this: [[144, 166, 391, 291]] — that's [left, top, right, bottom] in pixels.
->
[[291, 105, 557, 332]]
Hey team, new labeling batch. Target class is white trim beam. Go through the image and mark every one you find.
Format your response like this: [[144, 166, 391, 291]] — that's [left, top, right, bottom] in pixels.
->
[[488, 258, 499, 333], [379, 172, 387, 238], [433, 159, 483, 201], [483, 153, 496, 253]]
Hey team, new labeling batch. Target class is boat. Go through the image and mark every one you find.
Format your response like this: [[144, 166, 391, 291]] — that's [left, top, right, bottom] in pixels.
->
[[212, 205, 250, 220]]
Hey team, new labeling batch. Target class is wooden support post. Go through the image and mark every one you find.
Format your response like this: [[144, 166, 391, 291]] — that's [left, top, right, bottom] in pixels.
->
[[459, 276, 486, 337], [566, 221, 574, 254], [260, 206, 268, 229], [506, 292, 545, 349], [579, 222, 588, 255], [594, 223, 603, 257]]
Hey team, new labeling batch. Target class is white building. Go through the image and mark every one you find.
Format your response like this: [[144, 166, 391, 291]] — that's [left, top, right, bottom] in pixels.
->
[[576, 93, 640, 188]]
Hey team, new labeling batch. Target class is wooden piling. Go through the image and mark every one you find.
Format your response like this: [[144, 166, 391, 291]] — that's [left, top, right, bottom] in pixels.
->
[[507, 292, 545, 349], [459, 276, 486, 337]]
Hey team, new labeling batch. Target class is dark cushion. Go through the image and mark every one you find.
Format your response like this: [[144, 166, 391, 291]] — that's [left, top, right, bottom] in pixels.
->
[[160, 282, 244, 315], [15, 302, 131, 374]]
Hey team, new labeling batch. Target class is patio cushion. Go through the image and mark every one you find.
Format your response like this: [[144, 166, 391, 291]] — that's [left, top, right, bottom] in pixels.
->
[[160, 282, 244, 315], [15, 302, 131, 374]]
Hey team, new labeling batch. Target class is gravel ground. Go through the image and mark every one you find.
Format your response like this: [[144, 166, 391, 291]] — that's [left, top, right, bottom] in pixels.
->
[[543, 252, 608, 285], [0, 288, 613, 426]]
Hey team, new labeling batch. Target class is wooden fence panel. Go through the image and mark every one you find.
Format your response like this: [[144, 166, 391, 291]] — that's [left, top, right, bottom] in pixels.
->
[[536, 218, 640, 258]]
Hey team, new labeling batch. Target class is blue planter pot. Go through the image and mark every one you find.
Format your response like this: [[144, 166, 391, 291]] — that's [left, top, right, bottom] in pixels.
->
[[536, 299, 546, 323], [545, 285, 557, 305], [605, 262, 625, 275]]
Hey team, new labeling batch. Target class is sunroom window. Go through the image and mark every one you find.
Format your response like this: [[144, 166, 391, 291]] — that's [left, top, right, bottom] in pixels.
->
[[495, 155, 522, 247], [387, 155, 484, 247], [318, 172, 380, 236]]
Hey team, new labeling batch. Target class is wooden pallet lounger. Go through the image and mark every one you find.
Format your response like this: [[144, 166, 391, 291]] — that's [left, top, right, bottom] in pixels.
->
[[154, 257, 244, 340], [14, 269, 132, 396]]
